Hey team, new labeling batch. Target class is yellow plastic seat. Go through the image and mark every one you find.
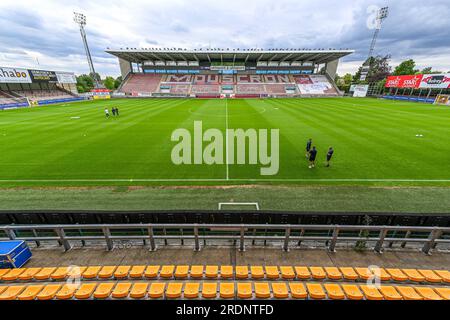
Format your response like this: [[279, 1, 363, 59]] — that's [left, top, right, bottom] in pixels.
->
[[236, 266, 249, 279], [434, 287, 450, 300], [36, 284, 61, 300], [166, 283, 183, 299], [265, 266, 279, 279], [98, 266, 117, 279], [385, 268, 407, 282], [280, 266, 295, 280], [354, 268, 371, 280], [18, 268, 42, 281], [51, 267, 69, 280], [379, 286, 402, 300], [34, 267, 56, 281], [250, 266, 264, 279], [415, 287, 443, 300], [434, 270, 450, 283], [294, 266, 311, 280], [289, 283, 307, 299], [220, 283, 235, 299], [339, 267, 358, 280], [309, 267, 326, 280], [82, 266, 101, 279], [175, 265, 189, 279], [220, 265, 233, 279], [56, 284, 79, 300], [396, 286, 423, 300], [0, 285, 25, 300], [2, 268, 26, 281], [148, 283, 165, 299], [307, 283, 326, 299], [324, 267, 343, 280], [205, 265, 219, 278], [0, 269, 10, 278], [202, 283, 218, 299], [130, 282, 148, 299], [255, 282, 270, 299], [129, 265, 146, 279], [184, 282, 200, 299], [342, 284, 363, 300], [418, 270, 441, 283], [324, 283, 345, 300], [160, 265, 175, 278], [93, 283, 115, 299], [402, 269, 425, 282], [114, 266, 131, 279], [144, 266, 160, 279], [75, 283, 97, 299], [0, 286, 7, 294], [237, 283, 253, 299], [272, 283, 289, 299], [67, 266, 86, 278], [112, 282, 132, 299], [360, 285, 383, 300], [190, 265, 204, 279], [17, 285, 44, 300]]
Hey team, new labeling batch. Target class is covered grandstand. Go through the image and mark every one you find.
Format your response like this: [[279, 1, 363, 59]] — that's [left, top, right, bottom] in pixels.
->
[[106, 48, 354, 98]]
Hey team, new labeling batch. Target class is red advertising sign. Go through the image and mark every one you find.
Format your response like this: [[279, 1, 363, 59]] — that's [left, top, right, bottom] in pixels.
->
[[385, 75, 423, 88]]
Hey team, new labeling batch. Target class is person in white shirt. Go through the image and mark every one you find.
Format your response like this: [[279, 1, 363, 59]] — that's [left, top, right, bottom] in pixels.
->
[[105, 108, 110, 118]]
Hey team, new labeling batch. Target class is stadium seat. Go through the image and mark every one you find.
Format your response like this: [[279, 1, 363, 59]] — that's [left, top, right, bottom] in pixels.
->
[[324, 267, 343, 280], [324, 284, 345, 300], [160, 265, 175, 278], [236, 266, 249, 279], [35, 267, 56, 281], [309, 267, 326, 280], [93, 283, 115, 299], [280, 266, 295, 280], [339, 267, 358, 280], [0, 286, 7, 294], [402, 269, 425, 282], [82, 266, 101, 279], [0, 269, 10, 278], [114, 266, 131, 279], [418, 270, 441, 283], [434, 270, 450, 283], [396, 286, 423, 300], [237, 283, 253, 299], [202, 283, 218, 299], [148, 283, 165, 299], [272, 283, 289, 299], [36, 284, 61, 300], [385, 268, 407, 281], [220, 283, 235, 299], [112, 282, 132, 299], [18, 268, 42, 281], [184, 283, 200, 299], [378, 268, 392, 281], [51, 267, 69, 280], [56, 284, 79, 300], [75, 283, 97, 299], [360, 285, 383, 300], [190, 265, 204, 278], [379, 286, 403, 300], [130, 283, 148, 299], [354, 268, 371, 280], [306, 283, 326, 299], [250, 266, 264, 279], [289, 283, 307, 299], [0, 285, 25, 300], [144, 266, 160, 279], [220, 266, 233, 279], [17, 285, 44, 300], [129, 265, 146, 278], [294, 266, 311, 279], [265, 266, 279, 279], [175, 265, 189, 279], [98, 266, 117, 279], [341, 284, 363, 300], [255, 282, 271, 299], [414, 287, 443, 300], [2, 268, 25, 281], [434, 287, 450, 300], [205, 265, 218, 278], [166, 283, 183, 299], [68, 266, 86, 278]]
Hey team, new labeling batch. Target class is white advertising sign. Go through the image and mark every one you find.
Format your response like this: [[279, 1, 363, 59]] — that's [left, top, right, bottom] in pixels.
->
[[56, 72, 77, 84], [0, 67, 32, 83]]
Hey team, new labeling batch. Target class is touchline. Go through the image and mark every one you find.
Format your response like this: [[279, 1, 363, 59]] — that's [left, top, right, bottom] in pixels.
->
[[171, 121, 279, 176]]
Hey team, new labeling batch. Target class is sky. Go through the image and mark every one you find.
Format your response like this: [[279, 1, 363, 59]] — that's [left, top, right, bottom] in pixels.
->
[[0, 0, 449, 77]]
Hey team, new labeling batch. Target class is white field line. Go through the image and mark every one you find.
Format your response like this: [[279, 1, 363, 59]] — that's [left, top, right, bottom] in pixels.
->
[[225, 98, 229, 181], [0, 179, 449, 183]]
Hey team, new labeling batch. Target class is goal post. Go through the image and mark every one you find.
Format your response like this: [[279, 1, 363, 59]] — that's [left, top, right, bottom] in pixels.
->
[[434, 94, 450, 106]]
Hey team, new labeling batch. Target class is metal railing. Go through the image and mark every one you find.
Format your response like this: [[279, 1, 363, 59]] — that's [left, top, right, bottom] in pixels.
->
[[0, 223, 448, 255]]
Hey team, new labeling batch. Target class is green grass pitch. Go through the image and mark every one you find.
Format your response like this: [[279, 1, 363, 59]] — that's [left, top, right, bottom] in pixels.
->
[[0, 97, 449, 187]]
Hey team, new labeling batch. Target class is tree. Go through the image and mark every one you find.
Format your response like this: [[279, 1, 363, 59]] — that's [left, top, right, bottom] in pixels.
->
[[76, 74, 95, 93], [114, 76, 123, 89], [354, 55, 391, 84], [393, 59, 418, 75], [103, 76, 116, 90], [418, 67, 442, 74]]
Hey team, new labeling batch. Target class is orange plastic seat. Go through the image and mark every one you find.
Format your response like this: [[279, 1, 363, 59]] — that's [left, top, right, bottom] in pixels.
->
[[237, 283, 252, 299], [56, 284, 79, 300], [93, 283, 115, 299], [112, 282, 132, 299], [309, 267, 326, 280], [396, 286, 423, 300], [272, 283, 289, 299], [190, 265, 204, 278], [307, 283, 326, 299], [166, 283, 183, 299], [434, 287, 450, 300], [202, 283, 217, 299], [379, 286, 402, 300], [184, 283, 200, 299], [82, 266, 101, 279], [434, 270, 450, 283], [114, 266, 131, 279], [360, 285, 383, 300], [255, 282, 270, 299], [148, 283, 165, 299], [342, 284, 363, 300], [289, 283, 307, 299], [205, 265, 218, 278], [0, 269, 10, 278], [34, 267, 56, 281], [67, 266, 86, 278], [0, 286, 7, 294], [265, 266, 279, 279], [98, 266, 117, 279], [415, 287, 442, 300], [0, 285, 25, 300], [160, 265, 175, 278], [220, 283, 235, 299], [2, 268, 26, 281], [402, 269, 425, 282], [129, 265, 146, 278], [74, 283, 97, 299], [17, 285, 44, 300], [220, 265, 233, 279], [324, 267, 343, 280], [324, 284, 345, 300], [144, 266, 160, 279], [339, 267, 358, 280], [175, 265, 189, 279], [18, 268, 42, 281], [36, 284, 61, 300], [418, 270, 441, 283], [51, 267, 69, 280], [236, 266, 249, 279], [250, 266, 264, 279], [354, 268, 371, 280], [294, 266, 311, 280], [385, 268, 407, 282], [280, 266, 295, 280], [126, 283, 145, 301]]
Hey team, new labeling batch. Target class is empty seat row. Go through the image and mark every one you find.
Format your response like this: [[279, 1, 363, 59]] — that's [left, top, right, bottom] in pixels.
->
[[1, 266, 449, 284], [0, 282, 448, 301]]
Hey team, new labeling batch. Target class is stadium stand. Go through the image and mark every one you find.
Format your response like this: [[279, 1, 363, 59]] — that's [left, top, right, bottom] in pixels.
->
[[13, 89, 74, 101], [120, 74, 163, 95]]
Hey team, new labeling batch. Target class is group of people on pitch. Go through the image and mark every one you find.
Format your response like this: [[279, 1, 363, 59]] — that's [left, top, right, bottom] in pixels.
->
[[104, 107, 120, 118], [306, 138, 334, 169]]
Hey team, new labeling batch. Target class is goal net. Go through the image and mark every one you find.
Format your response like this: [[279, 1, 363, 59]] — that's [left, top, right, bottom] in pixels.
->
[[434, 94, 450, 106]]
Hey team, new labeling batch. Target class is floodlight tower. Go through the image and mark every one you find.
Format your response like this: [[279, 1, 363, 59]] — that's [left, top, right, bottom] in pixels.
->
[[73, 12, 100, 88]]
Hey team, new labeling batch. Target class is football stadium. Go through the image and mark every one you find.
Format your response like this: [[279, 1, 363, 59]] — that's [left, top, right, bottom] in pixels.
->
[[0, 1, 449, 311]]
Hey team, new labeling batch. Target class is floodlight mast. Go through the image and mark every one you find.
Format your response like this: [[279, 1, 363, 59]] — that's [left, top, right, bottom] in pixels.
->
[[73, 12, 100, 88]]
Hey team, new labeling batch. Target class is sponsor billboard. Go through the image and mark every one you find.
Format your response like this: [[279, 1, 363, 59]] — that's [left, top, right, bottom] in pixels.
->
[[352, 85, 369, 97], [0, 67, 32, 83], [56, 72, 77, 84], [29, 69, 58, 83], [419, 74, 450, 89], [385, 75, 423, 88]]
